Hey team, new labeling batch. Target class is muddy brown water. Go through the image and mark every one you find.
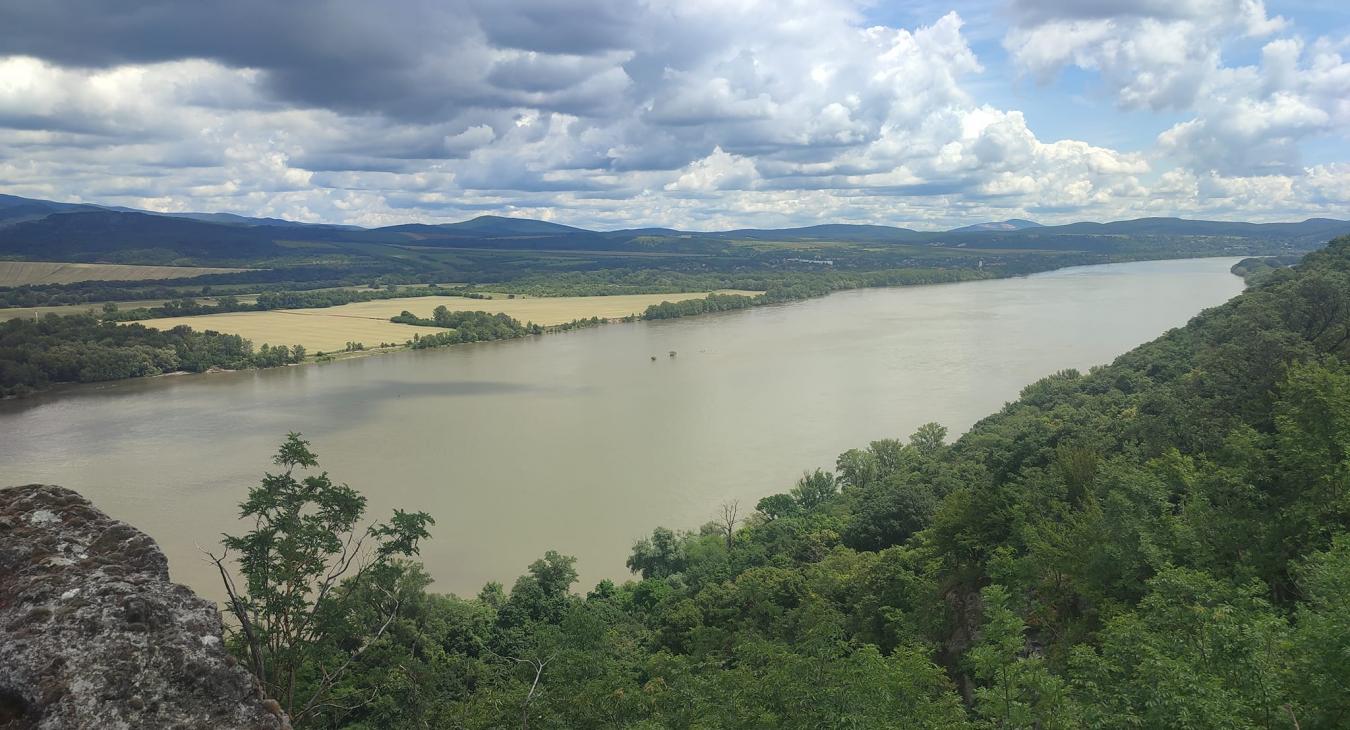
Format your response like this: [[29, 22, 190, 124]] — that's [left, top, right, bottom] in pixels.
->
[[0, 257, 1246, 597]]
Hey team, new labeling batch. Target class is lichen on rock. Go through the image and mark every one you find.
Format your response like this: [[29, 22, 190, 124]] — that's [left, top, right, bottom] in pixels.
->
[[0, 484, 288, 730]]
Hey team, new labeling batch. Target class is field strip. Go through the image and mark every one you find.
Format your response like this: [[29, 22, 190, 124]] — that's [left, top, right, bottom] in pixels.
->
[[270, 291, 763, 327], [251, 309, 393, 322], [128, 291, 764, 352], [0, 260, 250, 285]]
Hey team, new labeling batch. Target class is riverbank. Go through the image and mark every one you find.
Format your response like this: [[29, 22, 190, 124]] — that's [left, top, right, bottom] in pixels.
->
[[0, 257, 1247, 598], [0, 253, 1241, 399], [130, 290, 759, 352]]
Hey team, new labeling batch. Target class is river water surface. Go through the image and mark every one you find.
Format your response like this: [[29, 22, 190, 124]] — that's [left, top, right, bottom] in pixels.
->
[[0, 257, 1246, 597]]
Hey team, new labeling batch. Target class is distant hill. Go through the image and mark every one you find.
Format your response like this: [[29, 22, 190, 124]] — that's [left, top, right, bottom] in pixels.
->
[[444, 215, 588, 236], [380, 215, 589, 238], [0, 193, 1347, 267], [1040, 217, 1350, 238], [0, 210, 313, 265], [603, 227, 688, 238], [0, 194, 104, 227], [703, 223, 925, 243], [933, 217, 1350, 254], [948, 219, 1042, 232], [164, 211, 362, 230], [0, 195, 357, 231]]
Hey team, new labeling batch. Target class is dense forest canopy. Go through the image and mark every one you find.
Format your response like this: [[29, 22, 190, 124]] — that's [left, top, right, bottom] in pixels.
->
[[213, 238, 1350, 728]]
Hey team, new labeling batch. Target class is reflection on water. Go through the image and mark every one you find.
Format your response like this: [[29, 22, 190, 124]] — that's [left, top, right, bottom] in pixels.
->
[[0, 257, 1246, 597]]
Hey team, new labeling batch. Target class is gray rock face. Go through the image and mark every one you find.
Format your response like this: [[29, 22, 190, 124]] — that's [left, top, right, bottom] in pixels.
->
[[0, 485, 288, 730]]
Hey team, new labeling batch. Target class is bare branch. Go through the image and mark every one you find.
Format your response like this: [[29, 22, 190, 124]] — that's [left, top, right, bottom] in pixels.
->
[[719, 500, 741, 549], [201, 544, 266, 683], [479, 645, 557, 730]]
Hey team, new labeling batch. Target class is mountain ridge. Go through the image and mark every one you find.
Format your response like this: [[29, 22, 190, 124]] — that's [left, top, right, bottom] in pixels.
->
[[5, 193, 1344, 237], [1, 193, 1347, 267], [948, 218, 1044, 232]]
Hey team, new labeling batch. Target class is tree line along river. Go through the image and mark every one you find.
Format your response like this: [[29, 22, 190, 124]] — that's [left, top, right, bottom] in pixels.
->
[[0, 257, 1247, 598]]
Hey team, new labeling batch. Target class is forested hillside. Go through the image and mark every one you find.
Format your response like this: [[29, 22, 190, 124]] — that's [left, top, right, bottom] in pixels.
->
[[2, 194, 1344, 280], [221, 237, 1350, 728]]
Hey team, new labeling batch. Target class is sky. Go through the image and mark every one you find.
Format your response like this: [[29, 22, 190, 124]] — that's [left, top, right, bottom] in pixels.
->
[[0, 0, 1346, 230]]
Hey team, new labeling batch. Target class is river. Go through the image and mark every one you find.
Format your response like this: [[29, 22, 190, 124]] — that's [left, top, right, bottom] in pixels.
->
[[0, 257, 1246, 597]]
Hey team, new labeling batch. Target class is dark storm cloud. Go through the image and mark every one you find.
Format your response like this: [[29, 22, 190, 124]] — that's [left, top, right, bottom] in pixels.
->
[[0, 110, 121, 136], [467, 0, 639, 54], [1008, 0, 1201, 23], [0, 0, 440, 116], [485, 53, 621, 94], [0, 0, 637, 120], [297, 155, 430, 173]]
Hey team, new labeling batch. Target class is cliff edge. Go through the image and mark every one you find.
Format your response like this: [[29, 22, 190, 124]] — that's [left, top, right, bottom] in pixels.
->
[[0, 484, 288, 730]]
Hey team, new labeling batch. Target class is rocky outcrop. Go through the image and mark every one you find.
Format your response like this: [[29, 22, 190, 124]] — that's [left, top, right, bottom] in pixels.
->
[[0, 485, 288, 730]]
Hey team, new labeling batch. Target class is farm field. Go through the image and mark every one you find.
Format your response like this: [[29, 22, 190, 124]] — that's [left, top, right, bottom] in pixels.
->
[[0, 260, 247, 285], [135, 291, 760, 352], [136, 310, 430, 353], [312, 291, 761, 326]]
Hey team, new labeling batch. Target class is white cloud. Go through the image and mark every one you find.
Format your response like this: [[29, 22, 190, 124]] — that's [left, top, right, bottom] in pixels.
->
[[1005, 0, 1286, 109], [1156, 35, 1350, 175], [665, 147, 760, 192], [0, 0, 1345, 228]]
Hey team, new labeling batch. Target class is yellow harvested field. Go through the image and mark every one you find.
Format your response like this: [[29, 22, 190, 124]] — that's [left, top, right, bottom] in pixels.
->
[[138, 311, 431, 353], [0, 260, 248, 285], [301, 291, 763, 326], [131, 291, 761, 353]]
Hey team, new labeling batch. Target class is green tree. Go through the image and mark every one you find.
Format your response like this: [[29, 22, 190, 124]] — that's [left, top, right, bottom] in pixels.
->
[[790, 468, 838, 509], [627, 527, 689, 579], [910, 422, 949, 456], [497, 551, 580, 633], [211, 433, 433, 725], [969, 585, 1074, 729], [756, 492, 800, 520], [1288, 534, 1350, 728], [1068, 568, 1290, 730]]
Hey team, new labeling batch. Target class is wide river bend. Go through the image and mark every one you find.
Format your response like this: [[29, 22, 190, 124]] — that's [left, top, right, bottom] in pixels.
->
[[0, 257, 1245, 597]]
